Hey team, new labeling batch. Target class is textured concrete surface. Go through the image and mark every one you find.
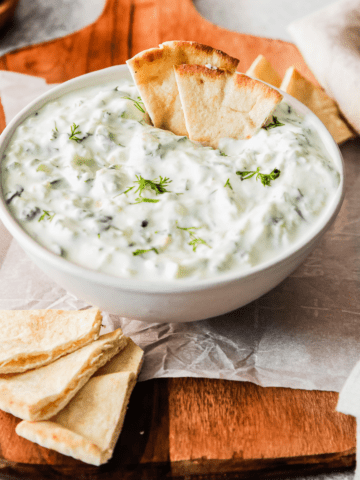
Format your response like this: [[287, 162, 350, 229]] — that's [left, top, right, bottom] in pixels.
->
[[0, 0, 105, 57], [194, 0, 334, 42]]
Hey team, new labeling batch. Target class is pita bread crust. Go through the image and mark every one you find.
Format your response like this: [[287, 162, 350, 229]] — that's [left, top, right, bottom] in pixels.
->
[[94, 337, 144, 377], [16, 344, 143, 466], [17, 372, 135, 466], [16, 421, 103, 466], [280, 66, 355, 144], [161, 41, 239, 72], [0, 329, 127, 421], [53, 372, 135, 460], [174, 65, 283, 148], [246, 54, 282, 88], [126, 41, 239, 136], [0, 308, 102, 374]]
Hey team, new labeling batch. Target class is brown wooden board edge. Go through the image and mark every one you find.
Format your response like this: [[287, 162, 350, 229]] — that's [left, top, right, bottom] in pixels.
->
[[0, 449, 355, 480], [171, 449, 356, 478]]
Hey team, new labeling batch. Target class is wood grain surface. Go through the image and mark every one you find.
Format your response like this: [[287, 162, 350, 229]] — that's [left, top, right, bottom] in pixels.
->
[[0, 0, 355, 478]]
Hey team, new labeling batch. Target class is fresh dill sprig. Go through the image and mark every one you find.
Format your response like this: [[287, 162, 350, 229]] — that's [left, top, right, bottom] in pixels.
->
[[262, 116, 285, 130], [115, 175, 172, 202], [236, 167, 281, 187], [121, 96, 145, 113], [134, 175, 172, 196], [68, 123, 82, 142], [113, 185, 134, 199], [133, 247, 159, 256], [51, 122, 58, 140], [189, 237, 209, 251], [122, 186, 135, 195], [135, 198, 160, 204], [224, 178, 233, 190], [38, 210, 55, 222], [176, 226, 210, 252]]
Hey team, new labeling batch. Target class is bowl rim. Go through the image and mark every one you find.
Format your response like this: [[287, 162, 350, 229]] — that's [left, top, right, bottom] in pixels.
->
[[0, 64, 345, 293]]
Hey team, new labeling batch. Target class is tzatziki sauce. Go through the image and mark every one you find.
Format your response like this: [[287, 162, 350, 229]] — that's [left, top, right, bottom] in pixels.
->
[[1, 79, 340, 281]]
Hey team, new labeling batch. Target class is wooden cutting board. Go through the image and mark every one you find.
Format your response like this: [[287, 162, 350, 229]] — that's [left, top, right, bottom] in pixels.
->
[[0, 1, 356, 478]]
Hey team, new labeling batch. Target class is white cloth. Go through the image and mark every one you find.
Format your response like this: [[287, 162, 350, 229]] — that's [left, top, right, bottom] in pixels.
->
[[337, 359, 360, 479], [288, 0, 360, 133]]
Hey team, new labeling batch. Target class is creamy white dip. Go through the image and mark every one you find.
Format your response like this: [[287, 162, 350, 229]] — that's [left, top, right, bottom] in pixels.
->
[[1, 79, 340, 280]]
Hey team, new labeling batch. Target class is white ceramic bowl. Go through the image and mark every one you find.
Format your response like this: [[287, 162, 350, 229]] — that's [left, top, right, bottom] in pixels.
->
[[0, 65, 345, 323]]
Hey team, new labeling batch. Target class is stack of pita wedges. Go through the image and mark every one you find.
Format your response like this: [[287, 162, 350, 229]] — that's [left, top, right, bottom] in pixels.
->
[[246, 54, 355, 145], [0, 308, 144, 465], [127, 41, 283, 148]]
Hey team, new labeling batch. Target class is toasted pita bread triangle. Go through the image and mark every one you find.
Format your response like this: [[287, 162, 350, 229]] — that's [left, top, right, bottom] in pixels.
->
[[94, 337, 144, 377], [174, 65, 283, 148], [126, 41, 239, 136], [246, 54, 282, 88], [0, 329, 127, 421], [0, 308, 102, 374], [16, 340, 144, 466], [280, 66, 355, 144]]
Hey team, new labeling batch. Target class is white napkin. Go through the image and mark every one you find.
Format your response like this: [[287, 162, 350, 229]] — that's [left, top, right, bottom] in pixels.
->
[[288, 0, 360, 134], [337, 361, 360, 479], [0, 71, 57, 124]]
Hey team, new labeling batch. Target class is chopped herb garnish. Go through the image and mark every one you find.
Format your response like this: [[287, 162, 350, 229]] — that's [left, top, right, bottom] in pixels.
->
[[236, 167, 281, 187], [189, 237, 209, 251], [119, 175, 172, 203], [51, 122, 58, 140], [224, 178, 233, 190], [68, 123, 82, 142], [36, 164, 51, 173], [113, 185, 134, 198], [22, 206, 40, 221], [6, 185, 24, 204], [132, 247, 159, 256], [135, 198, 160, 204], [176, 226, 210, 252], [135, 175, 172, 196], [123, 186, 135, 195], [118, 175, 172, 202], [38, 210, 55, 222], [121, 96, 145, 113], [219, 151, 228, 156], [262, 116, 285, 130]]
